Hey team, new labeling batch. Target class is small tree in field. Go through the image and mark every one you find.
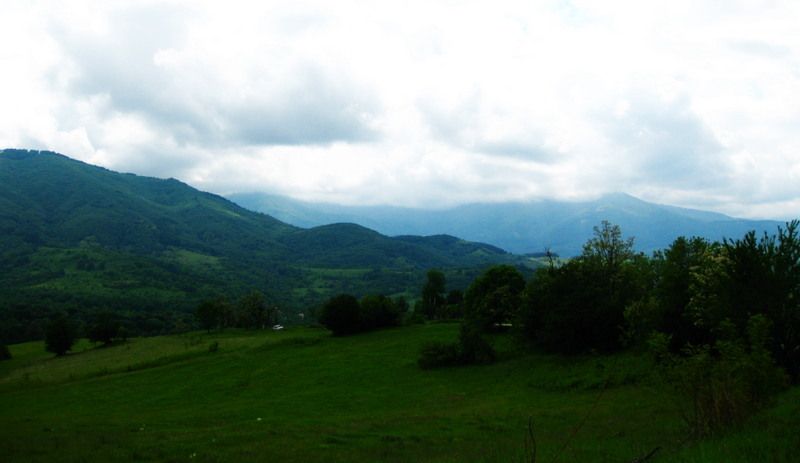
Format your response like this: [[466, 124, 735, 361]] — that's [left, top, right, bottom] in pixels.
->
[[318, 294, 361, 336], [463, 265, 525, 331], [196, 298, 226, 332], [87, 311, 121, 346], [421, 269, 446, 319], [45, 315, 76, 356]]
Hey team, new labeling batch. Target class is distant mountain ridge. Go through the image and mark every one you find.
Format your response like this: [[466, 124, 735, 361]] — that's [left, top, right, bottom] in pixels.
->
[[229, 192, 784, 256]]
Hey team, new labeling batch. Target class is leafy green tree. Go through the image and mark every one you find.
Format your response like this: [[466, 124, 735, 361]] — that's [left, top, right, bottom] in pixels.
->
[[464, 265, 525, 331], [421, 269, 446, 319], [45, 315, 76, 356], [582, 220, 636, 272], [521, 222, 645, 353], [688, 221, 800, 379], [87, 311, 121, 346], [649, 236, 712, 350], [318, 294, 362, 336]]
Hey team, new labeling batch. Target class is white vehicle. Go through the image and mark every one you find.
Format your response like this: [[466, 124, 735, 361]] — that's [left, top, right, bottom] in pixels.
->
[[272, 324, 284, 331]]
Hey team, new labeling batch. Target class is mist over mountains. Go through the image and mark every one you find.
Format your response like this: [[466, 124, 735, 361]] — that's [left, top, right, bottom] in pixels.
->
[[229, 192, 784, 256]]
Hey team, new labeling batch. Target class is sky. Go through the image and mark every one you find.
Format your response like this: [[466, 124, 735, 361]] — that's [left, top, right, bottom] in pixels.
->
[[1, 0, 799, 219]]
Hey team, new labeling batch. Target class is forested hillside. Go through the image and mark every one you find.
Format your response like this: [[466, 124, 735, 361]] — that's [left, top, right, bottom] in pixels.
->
[[0, 149, 529, 343]]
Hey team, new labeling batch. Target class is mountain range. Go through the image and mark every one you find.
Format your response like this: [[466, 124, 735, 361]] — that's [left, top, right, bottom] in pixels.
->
[[229, 192, 785, 256], [0, 149, 525, 341]]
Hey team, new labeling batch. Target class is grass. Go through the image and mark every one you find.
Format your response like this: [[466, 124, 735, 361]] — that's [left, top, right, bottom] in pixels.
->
[[0, 323, 797, 462]]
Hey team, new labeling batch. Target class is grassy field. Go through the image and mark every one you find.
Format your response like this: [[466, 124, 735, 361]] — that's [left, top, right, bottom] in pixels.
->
[[0, 323, 797, 462]]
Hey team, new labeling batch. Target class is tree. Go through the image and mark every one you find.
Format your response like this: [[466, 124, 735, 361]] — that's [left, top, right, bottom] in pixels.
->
[[393, 296, 409, 314], [87, 311, 121, 346], [687, 222, 800, 379], [650, 236, 711, 350], [421, 269, 446, 319], [318, 294, 362, 336], [582, 220, 635, 273], [360, 294, 401, 330], [520, 222, 645, 353], [196, 298, 226, 332], [238, 291, 274, 329], [45, 315, 76, 356], [463, 265, 525, 331]]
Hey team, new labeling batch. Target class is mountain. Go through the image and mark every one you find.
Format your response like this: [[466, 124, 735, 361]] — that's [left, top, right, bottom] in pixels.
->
[[229, 192, 784, 256], [0, 149, 526, 341]]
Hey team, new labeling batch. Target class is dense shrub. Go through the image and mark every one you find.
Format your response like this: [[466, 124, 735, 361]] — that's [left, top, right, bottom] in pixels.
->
[[458, 324, 496, 364], [650, 315, 788, 437], [418, 324, 496, 369], [0, 343, 10, 361], [418, 341, 461, 369]]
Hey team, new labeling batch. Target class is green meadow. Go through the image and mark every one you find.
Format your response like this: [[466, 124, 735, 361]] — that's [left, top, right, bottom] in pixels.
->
[[1, 323, 798, 462]]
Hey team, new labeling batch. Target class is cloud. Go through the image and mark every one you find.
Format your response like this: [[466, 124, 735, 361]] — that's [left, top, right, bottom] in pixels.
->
[[601, 93, 729, 189], [1, 0, 800, 219], [49, 2, 379, 148]]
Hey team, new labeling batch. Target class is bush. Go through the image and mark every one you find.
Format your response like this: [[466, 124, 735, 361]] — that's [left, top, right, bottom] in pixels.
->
[[457, 324, 496, 364], [0, 343, 10, 361], [650, 315, 788, 437], [417, 324, 496, 369], [418, 341, 461, 369], [318, 294, 362, 336], [360, 294, 401, 330]]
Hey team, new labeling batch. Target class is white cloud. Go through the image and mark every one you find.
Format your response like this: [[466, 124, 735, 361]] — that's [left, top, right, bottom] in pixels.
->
[[1, 0, 800, 218]]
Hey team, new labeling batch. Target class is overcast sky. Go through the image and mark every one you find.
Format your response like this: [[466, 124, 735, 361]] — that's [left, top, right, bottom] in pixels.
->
[[2, 1, 799, 218]]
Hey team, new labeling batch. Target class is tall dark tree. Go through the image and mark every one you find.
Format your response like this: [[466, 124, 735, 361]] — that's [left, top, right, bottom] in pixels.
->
[[45, 315, 76, 356], [652, 236, 711, 350], [421, 269, 446, 319]]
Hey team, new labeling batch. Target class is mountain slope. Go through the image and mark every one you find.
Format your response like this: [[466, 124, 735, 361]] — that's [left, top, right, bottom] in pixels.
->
[[230, 192, 784, 256], [0, 149, 525, 342]]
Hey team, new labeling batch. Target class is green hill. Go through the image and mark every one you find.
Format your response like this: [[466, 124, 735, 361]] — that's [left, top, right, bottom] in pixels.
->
[[0, 149, 528, 342], [1, 324, 797, 462]]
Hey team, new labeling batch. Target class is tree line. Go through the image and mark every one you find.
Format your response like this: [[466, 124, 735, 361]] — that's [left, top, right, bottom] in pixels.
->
[[411, 220, 799, 436]]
